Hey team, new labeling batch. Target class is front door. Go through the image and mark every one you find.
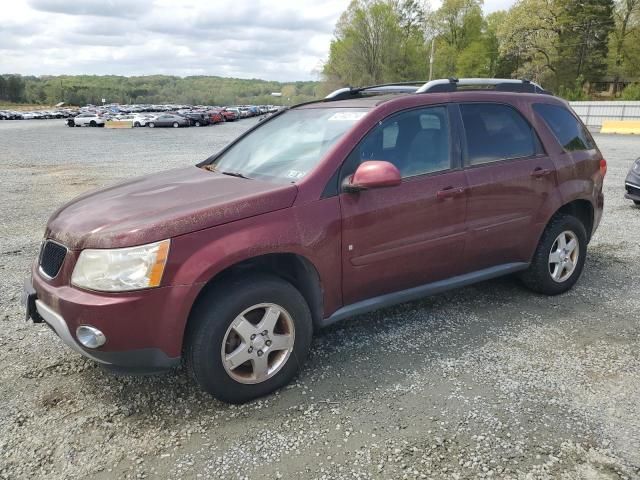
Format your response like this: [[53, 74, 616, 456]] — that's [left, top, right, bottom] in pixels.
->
[[339, 105, 469, 305]]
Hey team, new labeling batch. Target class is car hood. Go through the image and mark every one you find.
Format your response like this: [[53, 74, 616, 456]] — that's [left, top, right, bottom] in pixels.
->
[[45, 166, 298, 249]]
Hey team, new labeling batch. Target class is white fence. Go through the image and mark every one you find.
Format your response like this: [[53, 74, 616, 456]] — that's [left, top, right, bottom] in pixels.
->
[[569, 101, 640, 128]]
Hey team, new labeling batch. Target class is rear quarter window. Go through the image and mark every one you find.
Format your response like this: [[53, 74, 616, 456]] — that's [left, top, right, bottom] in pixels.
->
[[533, 103, 595, 152]]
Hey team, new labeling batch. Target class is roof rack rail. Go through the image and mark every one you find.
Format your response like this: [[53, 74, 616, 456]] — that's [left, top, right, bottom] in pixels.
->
[[416, 77, 549, 94], [325, 81, 428, 101], [323, 78, 549, 102]]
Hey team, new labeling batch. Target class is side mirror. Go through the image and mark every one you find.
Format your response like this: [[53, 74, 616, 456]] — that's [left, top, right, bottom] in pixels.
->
[[344, 161, 402, 192]]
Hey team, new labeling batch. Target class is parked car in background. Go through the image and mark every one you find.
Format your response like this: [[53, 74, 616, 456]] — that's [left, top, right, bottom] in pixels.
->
[[0, 110, 10, 120], [181, 112, 211, 127], [69, 113, 105, 127], [24, 78, 605, 404], [208, 110, 225, 124], [220, 108, 237, 121], [625, 158, 640, 205], [111, 114, 154, 127], [147, 114, 190, 128], [132, 114, 155, 127], [237, 107, 252, 118], [224, 107, 241, 120]]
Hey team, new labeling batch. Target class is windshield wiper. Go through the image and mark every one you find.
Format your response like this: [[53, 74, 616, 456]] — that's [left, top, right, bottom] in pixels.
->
[[219, 170, 251, 179], [203, 164, 251, 179]]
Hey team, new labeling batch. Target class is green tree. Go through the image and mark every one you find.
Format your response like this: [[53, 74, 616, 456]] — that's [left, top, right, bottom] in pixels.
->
[[0, 74, 320, 106], [0, 76, 6, 101], [556, 0, 614, 87], [498, 0, 613, 92], [5, 75, 25, 102], [392, 0, 430, 79], [608, 0, 640, 94], [429, 0, 487, 77], [497, 0, 562, 86], [323, 0, 428, 86], [324, 0, 403, 85]]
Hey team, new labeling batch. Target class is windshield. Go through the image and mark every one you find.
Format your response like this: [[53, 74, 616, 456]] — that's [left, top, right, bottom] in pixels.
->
[[211, 108, 368, 183]]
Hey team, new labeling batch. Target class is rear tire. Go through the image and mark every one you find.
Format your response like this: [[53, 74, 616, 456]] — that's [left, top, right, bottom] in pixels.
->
[[195, 121, 201, 127], [186, 274, 313, 404], [148, 122, 155, 128], [89, 120, 96, 127], [173, 122, 179, 128], [134, 122, 141, 127], [634, 200, 640, 206], [520, 214, 587, 295]]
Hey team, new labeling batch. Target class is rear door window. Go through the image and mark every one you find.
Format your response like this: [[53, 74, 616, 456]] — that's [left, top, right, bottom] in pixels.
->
[[533, 103, 595, 151], [460, 103, 538, 165]]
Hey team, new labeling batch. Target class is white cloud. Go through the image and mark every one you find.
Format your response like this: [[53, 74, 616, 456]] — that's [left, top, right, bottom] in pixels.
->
[[0, 0, 515, 80]]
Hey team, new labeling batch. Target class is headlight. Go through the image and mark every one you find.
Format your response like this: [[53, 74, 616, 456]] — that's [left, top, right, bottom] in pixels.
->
[[633, 158, 640, 174], [71, 239, 170, 292]]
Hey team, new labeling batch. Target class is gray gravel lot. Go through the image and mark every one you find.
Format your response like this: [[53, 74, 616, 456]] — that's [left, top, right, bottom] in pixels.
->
[[0, 119, 639, 480]]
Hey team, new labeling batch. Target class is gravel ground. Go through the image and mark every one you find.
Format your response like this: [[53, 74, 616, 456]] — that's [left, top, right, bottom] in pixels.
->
[[0, 119, 639, 480]]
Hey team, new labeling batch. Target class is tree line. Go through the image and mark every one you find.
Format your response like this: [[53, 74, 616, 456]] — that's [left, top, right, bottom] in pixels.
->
[[0, 74, 320, 106], [323, 0, 640, 99]]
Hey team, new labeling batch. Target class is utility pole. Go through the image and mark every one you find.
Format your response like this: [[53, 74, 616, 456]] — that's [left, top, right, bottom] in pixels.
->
[[429, 39, 435, 81]]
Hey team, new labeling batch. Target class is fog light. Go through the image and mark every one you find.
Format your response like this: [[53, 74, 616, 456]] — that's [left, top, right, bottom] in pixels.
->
[[76, 325, 106, 349]]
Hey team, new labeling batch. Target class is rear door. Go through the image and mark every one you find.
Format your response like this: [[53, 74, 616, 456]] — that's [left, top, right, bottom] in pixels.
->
[[458, 102, 557, 271], [339, 105, 468, 305]]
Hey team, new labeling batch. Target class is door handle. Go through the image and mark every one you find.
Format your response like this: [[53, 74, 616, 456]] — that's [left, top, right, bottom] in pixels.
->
[[531, 167, 552, 178], [436, 186, 467, 200]]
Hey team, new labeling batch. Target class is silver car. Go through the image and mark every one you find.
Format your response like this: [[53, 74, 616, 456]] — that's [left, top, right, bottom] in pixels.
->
[[147, 114, 190, 128]]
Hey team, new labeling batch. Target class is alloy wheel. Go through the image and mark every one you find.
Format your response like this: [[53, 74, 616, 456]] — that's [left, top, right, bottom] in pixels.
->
[[548, 230, 579, 283], [221, 303, 295, 384]]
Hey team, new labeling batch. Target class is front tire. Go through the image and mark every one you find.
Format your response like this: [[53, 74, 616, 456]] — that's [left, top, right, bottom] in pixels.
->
[[186, 274, 313, 404], [148, 122, 155, 128], [520, 213, 587, 295], [173, 122, 179, 128], [634, 200, 640, 206], [89, 120, 96, 127]]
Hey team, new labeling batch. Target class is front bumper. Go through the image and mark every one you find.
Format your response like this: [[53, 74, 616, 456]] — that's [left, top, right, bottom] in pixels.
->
[[24, 267, 190, 372], [34, 295, 109, 364], [625, 170, 640, 202]]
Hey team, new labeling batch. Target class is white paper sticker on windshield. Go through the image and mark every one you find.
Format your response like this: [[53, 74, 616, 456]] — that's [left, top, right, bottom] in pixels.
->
[[286, 170, 306, 179], [328, 111, 367, 121]]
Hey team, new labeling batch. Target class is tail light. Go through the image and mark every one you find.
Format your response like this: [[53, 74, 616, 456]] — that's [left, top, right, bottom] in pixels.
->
[[600, 158, 607, 177]]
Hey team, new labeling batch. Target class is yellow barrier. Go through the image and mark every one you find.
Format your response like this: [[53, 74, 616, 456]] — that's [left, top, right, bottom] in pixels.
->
[[105, 120, 133, 129], [600, 120, 640, 134]]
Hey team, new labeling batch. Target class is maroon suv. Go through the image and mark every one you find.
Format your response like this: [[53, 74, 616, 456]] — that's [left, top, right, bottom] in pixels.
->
[[24, 78, 605, 403]]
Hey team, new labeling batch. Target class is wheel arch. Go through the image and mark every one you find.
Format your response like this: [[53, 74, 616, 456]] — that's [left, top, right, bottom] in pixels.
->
[[527, 196, 595, 264], [183, 252, 324, 349], [555, 198, 595, 241]]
